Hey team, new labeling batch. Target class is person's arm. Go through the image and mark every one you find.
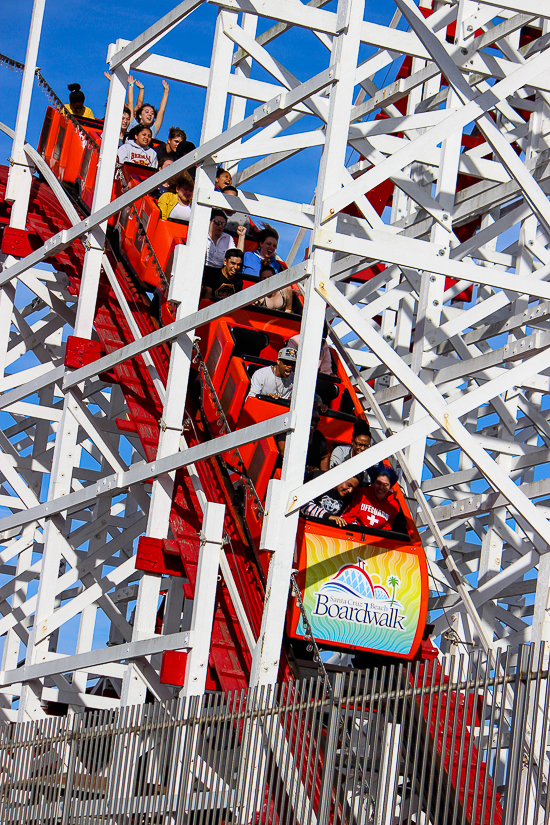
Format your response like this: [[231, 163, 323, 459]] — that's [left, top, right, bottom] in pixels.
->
[[283, 286, 294, 312], [319, 342, 333, 375], [320, 453, 329, 472], [117, 144, 128, 164], [127, 76, 136, 116], [201, 267, 215, 301], [301, 499, 345, 526], [276, 433, 286, 456], [301, 500, 329, 519], [158, 193, 175, 220], [236, 224, 246, 251], [135, 79, 145, 112], [154, 80, 169, 134]]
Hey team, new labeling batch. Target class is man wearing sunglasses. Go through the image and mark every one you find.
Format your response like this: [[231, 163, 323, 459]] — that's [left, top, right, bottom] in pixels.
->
[[205, 209, 245, 269]]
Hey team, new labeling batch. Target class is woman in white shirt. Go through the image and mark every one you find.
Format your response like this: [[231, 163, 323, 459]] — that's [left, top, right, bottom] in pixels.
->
[[117, 126, 158, 168]]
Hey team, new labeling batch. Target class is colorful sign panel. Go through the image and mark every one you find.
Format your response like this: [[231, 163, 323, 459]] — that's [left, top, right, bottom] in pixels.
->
[[290, 525, 427, 658]]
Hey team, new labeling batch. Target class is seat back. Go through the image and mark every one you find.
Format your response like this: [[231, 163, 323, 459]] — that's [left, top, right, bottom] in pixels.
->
[[315, 378, 339, 407], [230, 326, 269, 358]]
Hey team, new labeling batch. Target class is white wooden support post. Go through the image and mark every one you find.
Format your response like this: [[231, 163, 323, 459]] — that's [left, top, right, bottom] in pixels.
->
[[75, 62, 127, 336], [16, 62, 127, 723], [120, 7, 237, 706], [17, 395, 84, 721], [181, 502, 225, 697], [406, 84, 461, 480], [225, 13, 258, 178], [250, 0, 365, 688], [0, 0, 46, 400], [5, 0, 46, 225]]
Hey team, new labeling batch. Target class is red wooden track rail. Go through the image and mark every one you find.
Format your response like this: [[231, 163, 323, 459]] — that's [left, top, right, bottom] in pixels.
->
[[0, 166, 282, 694]]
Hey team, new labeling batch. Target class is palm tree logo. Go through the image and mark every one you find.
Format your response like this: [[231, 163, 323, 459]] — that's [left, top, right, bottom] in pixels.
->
[[387, 576, 400, 606]]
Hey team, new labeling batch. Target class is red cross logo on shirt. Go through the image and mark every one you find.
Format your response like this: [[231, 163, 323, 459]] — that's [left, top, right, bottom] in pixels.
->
[[367, 514, 380, 526]]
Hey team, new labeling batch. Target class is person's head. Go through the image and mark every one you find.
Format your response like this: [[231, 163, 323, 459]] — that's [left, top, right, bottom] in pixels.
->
[[276, 347, 297, 379], [219, 185, 239, 217], [166, 127, 186, 153], [351, 419, 372, 456], [135, 103, 157, 126], [216, 167, 232, 188], [259, 264, 276, 281], [68, 83, 86, 114], [159, 158, 174, 173], [121, 106, 131, 134], [175, 171, 194, 203], [368, 462, 398, 501], [222, 248, 244, 279], [133, 125, 153, 148], [335, 476, 361, 498], [256, 226, 279, 258], [371, 473, 392, 501], [209, 209, 227, 240]]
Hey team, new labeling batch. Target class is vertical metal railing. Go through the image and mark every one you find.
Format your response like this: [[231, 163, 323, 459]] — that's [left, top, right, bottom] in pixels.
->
[[1, 644, 550, 824]]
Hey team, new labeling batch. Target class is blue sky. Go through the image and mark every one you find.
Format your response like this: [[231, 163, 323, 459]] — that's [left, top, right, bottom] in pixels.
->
[[1, 0, 399, 256]]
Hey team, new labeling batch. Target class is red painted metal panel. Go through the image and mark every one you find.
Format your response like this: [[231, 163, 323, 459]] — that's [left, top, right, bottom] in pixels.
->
[[0, 227, 41, 257], [159, 650, 188, 686]]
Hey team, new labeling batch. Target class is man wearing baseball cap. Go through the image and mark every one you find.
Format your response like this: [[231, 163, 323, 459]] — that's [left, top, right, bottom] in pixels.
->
[[247, 347, 297, 399]]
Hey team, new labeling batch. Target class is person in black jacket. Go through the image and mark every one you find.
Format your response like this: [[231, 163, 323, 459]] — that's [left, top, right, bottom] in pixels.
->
[[301, 471, 362, 523]]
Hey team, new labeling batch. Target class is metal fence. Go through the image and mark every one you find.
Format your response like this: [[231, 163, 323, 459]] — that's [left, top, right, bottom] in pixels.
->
[[1, 644, 550, 824]]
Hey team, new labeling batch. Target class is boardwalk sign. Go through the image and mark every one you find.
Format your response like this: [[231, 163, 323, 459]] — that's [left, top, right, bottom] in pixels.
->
[[290, 525, 426, 657]]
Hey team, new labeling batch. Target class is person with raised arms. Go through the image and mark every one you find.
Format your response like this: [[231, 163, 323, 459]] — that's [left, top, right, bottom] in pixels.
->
[[127, 80, 170, 138]]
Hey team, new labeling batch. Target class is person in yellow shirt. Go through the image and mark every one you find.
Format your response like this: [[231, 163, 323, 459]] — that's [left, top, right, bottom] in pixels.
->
[[158, 172, 194, 221], [63, 83, 94, 119]]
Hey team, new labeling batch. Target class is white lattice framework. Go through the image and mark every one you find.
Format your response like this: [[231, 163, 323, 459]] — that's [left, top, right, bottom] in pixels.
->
[[1, 0, 550, 722]]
